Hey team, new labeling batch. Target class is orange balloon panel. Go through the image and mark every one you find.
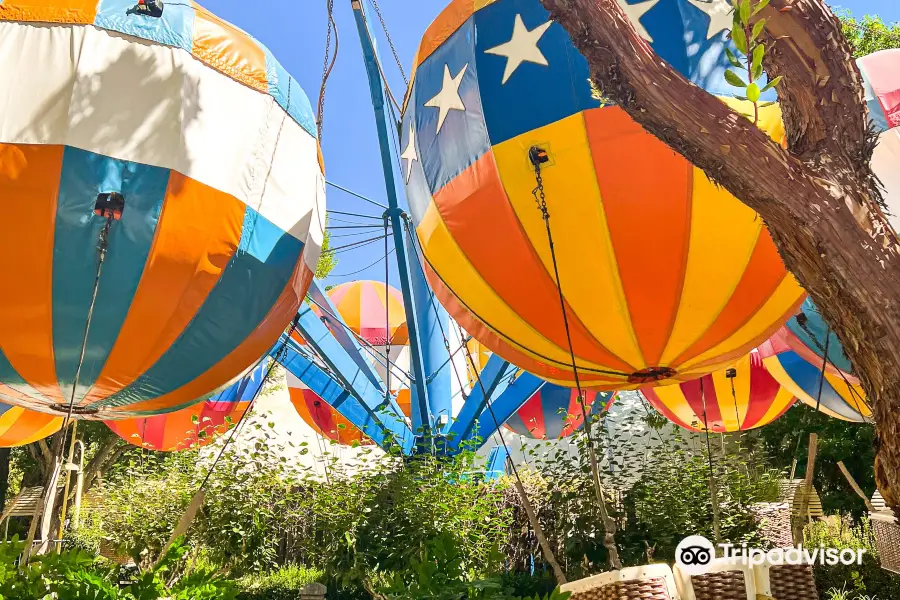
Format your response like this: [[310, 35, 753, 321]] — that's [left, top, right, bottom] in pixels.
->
[[106, 400, 250, 452], [0, 401, 62, 447], [642, 352, 796, 432], [404, 0, 805, 391]]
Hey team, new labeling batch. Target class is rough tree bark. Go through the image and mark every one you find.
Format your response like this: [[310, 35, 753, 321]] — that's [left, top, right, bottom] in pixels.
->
[[540, 0, 900, 510]]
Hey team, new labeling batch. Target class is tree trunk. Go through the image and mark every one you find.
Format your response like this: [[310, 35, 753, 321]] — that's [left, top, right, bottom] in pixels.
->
[[540, 0, 900, 511]]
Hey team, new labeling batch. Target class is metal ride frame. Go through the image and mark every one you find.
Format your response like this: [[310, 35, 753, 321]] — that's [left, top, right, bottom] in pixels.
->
[[268, 0, 546, 456]]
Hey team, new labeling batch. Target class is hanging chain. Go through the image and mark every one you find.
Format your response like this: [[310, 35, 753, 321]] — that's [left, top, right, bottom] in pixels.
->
[[528, 146, 622, 570], [371, 0, 408, 86], [317, 0, 338, 141]]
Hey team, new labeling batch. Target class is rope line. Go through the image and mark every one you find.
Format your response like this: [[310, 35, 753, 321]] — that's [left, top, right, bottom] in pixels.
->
[[57, 216, 114, 458]]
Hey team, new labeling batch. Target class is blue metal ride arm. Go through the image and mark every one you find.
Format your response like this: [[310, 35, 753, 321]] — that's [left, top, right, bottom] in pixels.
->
[[307, 280, 385, 391], [286, 304, 415, 452], [446, 356, 545, 453], [351, 0, 432, 440], [276, 337, 411, 451]]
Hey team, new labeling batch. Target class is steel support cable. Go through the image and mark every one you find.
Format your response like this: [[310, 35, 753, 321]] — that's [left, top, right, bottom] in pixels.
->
[[789, 334, 833, 480], [329, 234, 390, 254], [326, 181, 388, 210], [458, 327, 567, 584], [356, 4, 403, 113], [385, 217, 392, 408], [196, 319, 299, 494], [331, 247, 395, 278], [699, 378, 722, 544], [326, 209, 384, 220]]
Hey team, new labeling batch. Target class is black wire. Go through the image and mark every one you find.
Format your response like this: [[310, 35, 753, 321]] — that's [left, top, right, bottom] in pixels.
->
[[329, 234, 389, 254], [327, 225, 390, 230], [327, 209, 383, 220], [331, 247, 396, 278]]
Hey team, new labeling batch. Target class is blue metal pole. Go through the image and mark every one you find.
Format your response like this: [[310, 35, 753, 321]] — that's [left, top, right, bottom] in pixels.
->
[[351, 0, 431, 442], [406, 225, 452, 432]]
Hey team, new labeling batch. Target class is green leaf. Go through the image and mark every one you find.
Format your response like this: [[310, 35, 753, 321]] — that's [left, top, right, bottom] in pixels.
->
[[751, 44, 765, 80], [762, 75, 783, 91], [752, 0, 771, 17], [732, 24, 748, 54], [747, 82, 761, 102], [724, 47, 743, 69], [724, 69, 747, 88], [751, 18, 767, 42], [739, 0, 751, 24]]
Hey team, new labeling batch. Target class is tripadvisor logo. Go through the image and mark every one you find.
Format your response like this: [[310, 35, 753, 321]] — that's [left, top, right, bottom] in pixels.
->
[[675, 536, 867, 575]]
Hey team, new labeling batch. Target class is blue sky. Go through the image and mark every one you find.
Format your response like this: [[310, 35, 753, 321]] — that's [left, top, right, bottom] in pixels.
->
[[208, 0, 899, 287]]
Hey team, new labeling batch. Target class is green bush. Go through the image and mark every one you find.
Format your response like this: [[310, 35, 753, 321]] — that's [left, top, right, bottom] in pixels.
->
[[236, 564, 324, 600], [0, 536, 236, 599], [806, 517, 900, 599]]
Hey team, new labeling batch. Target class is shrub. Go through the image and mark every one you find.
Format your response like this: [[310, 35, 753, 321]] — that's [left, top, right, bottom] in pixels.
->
[[806, 517, 900, 599], [236, 564, 324, 600]]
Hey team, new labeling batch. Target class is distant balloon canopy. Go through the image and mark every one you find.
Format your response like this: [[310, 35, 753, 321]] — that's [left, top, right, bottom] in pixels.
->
[[403, 0, 805, 391], [505, 385, 613, 440], [643, 352, 796, 433]]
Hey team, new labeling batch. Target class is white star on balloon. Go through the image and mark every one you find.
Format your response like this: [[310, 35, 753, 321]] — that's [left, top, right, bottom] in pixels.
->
[[687, 0, 733, 40], [617, 0, 660, 43], [401, 122, 418, 184], [424, 63, 469, 135], [485, 15, 554, 85]]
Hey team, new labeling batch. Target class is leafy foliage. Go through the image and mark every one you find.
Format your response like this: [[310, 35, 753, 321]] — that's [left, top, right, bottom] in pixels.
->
[[726, 0, 780, 124], [236, 565, 324, 600], [316, 215, 337, 279], [0, 537, 235, 599], [838, 12, 900, 57], [807, 517, 900, 599]]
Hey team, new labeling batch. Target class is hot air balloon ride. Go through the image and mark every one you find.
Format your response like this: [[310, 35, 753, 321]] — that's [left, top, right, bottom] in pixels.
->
[[0, 1, 323, 420], [759, 333, 872, 423], [105, 363, 267, 451], [401, 0, 805, 392], [504, 385, 613, 439], [642, 352, 797, 433], [0, 403, 63, 447], [860, 49, 900, 234]]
